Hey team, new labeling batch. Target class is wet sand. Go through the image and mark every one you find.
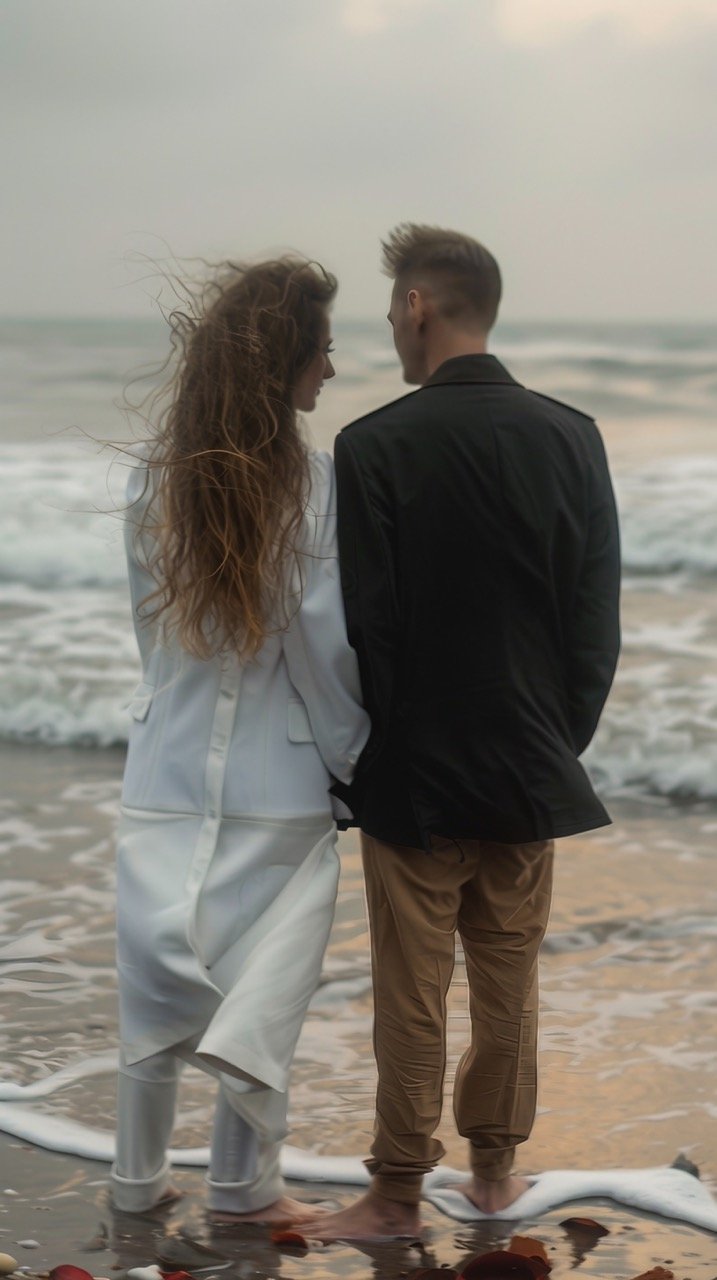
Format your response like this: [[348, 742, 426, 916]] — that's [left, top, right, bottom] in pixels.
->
[[3, 1132, 717, 1280], [2, 743, 717, 1277]]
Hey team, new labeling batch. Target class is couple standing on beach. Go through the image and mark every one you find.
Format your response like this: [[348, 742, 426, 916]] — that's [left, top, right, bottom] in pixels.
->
[[111, 224, 621, 1241]]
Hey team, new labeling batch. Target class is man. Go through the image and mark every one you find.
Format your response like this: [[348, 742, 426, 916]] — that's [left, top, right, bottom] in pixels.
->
[[314, 224, 621, 1241]]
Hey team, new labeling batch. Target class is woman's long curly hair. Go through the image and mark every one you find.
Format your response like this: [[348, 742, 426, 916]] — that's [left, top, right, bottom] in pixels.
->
[[136, 257, 337, 661]]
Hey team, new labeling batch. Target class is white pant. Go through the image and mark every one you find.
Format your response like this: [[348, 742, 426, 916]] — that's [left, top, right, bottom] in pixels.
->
[[111, 1044, 286, 1213]]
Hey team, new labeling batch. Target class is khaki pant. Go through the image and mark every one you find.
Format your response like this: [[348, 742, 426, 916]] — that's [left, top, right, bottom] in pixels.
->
[[361, 831, 554, 1205]]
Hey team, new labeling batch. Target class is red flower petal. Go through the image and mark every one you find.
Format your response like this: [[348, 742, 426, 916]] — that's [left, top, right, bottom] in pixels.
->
[[270, 1229, 309, 1248], [406, 1271, 459, 1279], [50, 1268, 96, 1280], [508, 1236, 550, 1269], [460, 1249, 549, 1279], [559, 1217, 609, 1236]]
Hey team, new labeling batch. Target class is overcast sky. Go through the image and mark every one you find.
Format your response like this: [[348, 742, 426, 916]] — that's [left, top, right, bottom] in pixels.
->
[[2, 0, 716, 320]]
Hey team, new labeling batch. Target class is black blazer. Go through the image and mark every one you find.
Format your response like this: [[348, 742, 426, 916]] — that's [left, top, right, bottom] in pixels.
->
[[331, 354, 621, 850]]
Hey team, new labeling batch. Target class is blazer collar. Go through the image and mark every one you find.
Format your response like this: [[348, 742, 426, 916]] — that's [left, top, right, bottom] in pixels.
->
[[422, 353, 520, 388]]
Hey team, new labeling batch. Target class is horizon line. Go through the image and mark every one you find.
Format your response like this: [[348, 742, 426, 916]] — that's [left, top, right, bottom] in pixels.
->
[[0, 313, 715, 326]]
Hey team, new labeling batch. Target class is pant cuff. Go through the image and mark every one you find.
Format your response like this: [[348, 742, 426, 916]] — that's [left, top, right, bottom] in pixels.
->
[[469, 1146, 515, 1181], [206, 1172, 287, 1214], [110, 1156, 171, 1212], [371, 1172, 424, 1206]]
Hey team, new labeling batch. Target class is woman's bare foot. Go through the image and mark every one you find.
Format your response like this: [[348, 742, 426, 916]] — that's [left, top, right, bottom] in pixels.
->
[[210, 1195, 327, 1225], [112, 1183, 184, 1214], [156, 1182, 184, 1207], [446, 1173, 532, 1214], [287, 1190, 424, 1242]]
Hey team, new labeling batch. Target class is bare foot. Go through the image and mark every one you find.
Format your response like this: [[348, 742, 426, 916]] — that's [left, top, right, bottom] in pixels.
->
[[156, 1182, 184, 1207], [210, 1195, 328, 1225], [112, 1182, 183, 1214], [446, 1174, 532, 1214], [288, 1190, 424, 1242]]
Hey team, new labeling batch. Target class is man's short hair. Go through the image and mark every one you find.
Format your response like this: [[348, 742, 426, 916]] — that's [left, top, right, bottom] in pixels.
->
[[381, 223, 502, 330]]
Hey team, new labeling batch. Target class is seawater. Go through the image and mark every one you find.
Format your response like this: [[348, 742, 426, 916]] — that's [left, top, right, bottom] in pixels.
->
[[1, 317, 717, 802], [3, 320, 717, 1270]]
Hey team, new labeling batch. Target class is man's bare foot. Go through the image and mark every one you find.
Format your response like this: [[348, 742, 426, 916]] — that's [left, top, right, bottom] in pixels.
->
[[446, 1174, 532, 1214], [287, 1190, 424, 1242], [210, 1196, 327, 1225]]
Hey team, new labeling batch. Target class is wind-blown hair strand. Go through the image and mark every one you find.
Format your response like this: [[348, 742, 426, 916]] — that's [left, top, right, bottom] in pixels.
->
[[135, 257, 337, 660]]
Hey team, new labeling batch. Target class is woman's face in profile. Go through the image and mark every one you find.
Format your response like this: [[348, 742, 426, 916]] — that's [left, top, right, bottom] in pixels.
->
[[292, 314, 336, 413]]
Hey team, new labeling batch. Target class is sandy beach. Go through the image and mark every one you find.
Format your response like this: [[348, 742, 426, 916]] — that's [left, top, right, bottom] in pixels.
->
[[3, 1129, 717, 1280], [2, 743, 717, 1278]]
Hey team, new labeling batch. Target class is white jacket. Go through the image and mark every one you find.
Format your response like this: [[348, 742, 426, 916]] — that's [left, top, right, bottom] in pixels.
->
[[121, 448, 369, 819], [116, 450, 369, 1124]]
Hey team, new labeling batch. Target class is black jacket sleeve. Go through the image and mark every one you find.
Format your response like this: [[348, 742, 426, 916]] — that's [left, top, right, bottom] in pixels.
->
[[567, 429, 621, 754]]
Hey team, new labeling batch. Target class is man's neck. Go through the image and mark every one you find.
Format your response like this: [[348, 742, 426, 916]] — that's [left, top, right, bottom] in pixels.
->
[[423, 331, 488, 382]]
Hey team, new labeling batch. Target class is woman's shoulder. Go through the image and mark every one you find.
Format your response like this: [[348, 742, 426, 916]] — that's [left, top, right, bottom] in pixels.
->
[[306, 448, 336, 513], [307, 446, 333, 480], [296, 449, 337, 556], [122, 444, 156, 516]]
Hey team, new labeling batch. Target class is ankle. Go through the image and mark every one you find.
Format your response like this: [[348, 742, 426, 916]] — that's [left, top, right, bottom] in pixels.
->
[[368, 1190, 420, 1220], [471, 1171, 519, 1188]]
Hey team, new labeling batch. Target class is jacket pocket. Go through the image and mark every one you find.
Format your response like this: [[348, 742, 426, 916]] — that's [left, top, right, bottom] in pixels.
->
[[128, 681, 154, 722], [287, 699, 314, 742]]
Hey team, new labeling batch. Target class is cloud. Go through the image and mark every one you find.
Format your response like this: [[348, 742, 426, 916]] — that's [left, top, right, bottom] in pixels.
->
[[0, 0, 309, 108], [496, 0, 717, 43], [341, 0, 435, 35], [0, 0, 715, 317]]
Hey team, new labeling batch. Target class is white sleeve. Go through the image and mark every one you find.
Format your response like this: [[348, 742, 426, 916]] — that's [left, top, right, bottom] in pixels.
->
[[281, 450, 370, 784]]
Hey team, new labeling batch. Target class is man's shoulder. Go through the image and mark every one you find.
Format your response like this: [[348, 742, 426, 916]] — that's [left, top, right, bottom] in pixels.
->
[[339, 389, 423, 443], [337, 384, 601, 463], [528, 388, 597, 426]]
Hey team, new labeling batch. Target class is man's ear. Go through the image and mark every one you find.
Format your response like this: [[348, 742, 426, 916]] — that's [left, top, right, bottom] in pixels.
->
[[406, 287, 426, 328]]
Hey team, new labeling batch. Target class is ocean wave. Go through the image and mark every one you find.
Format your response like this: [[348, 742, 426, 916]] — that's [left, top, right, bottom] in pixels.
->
[[0, 444, 129, 588], [584, 657, 717, 803], [336, 317, 717, 370], [3, 447, 717, 600], [352, 348, 717, 419], [617, 458, 717, 575], [2, 692, 717, 809], [0, 583, 138, 747], [4, 692, 717, 805], [495, 341, 717, 372], [2, 440, 717, 804], [587, 741, 717, 804], [3, 319, 716, 437], [3, 446, 717, 593], [0, 690, 130, 748], [3, 617, 717, 809]]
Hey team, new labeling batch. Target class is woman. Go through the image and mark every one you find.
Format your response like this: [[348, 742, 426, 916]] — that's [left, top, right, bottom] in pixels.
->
[[111, 258, 369, 1222]]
